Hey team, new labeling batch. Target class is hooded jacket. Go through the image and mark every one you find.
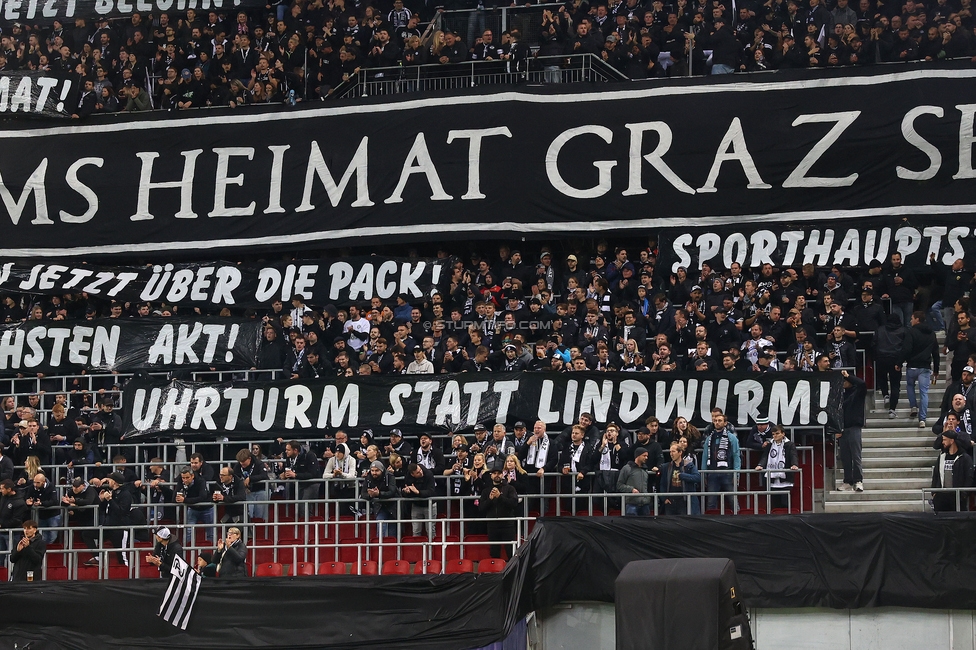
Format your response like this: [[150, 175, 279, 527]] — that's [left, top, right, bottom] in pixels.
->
[[902, 322, 939, 371]]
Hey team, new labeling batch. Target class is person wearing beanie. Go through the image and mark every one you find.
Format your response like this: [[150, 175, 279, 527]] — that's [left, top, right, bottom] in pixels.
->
[[932, 429, 974, 512], [364, 459, 398, 538], [617, 447, 652, 516]]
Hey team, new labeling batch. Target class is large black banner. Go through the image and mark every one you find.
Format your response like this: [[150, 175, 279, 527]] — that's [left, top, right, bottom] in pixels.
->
[[121, 371, 844, 439], [0, 0, 266, 26], [0, 71, 71, 118], [0, 257, 444, 307], [0, 317, 260, 373], [1, 63, 975, 257], [658, 216, 976, 273]]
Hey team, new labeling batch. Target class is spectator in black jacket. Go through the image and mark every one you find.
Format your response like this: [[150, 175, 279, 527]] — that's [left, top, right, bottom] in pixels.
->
[[479, 461, 519, 558], [282, 440, 320, 502], [697, 17, 739, 73], [837, 371, 866, 492], [89, 472, 134, 566], [401, 463, 436, 538], [882, 252, 918, 326], [903, 311, 940, 427], [0, 446, 14, 484], [257, 325, 287, 376], [364, 460, 399, 538], [559, 424, 596, 511], [213, 466, 246, 524], [874, 314, 908, 417], [213, 526, 248, 577], [25, 473, 60, 544], [145, 526, 184, 577], [10, 520, 45, 582], [932, 430, 974, 512], [176, 466, 213, 545], [0, 479, 28, 560], [234, 449, 270, 521]]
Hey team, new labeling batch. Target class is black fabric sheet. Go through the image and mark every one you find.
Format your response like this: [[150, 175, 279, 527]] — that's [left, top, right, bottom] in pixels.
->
[[1, 514, 975, 649], [2, 62, 975, 257]]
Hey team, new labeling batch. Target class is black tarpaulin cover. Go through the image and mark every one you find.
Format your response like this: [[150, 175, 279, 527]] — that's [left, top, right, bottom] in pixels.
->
[[1, 514, 974, 649]]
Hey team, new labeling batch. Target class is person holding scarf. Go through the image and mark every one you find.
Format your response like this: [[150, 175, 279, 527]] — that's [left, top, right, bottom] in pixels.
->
[[701, 410, 741, 513], [524, 420, 555, 515], [559, 425, 596, 513], [755, 425, 799, 510], [593, 423, 632, 512]]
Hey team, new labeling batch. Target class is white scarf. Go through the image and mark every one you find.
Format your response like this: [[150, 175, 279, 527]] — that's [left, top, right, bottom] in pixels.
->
[[599, 446, 612, 471], [570, 443, 584, 473], [526, 435, 549, 469], [766, 439, 788, 484]]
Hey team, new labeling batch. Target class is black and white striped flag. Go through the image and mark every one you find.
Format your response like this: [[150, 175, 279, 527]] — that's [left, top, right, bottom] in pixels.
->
[[158, 555, 202, 630]]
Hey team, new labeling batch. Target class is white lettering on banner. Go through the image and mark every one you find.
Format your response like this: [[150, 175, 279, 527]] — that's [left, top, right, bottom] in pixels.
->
[[2, 324, 120, 369], [537, 380, 561, 424], [697, 118, 771, 193], [445, 127, 513, 200], [190, 387, 221, 429], [953, 104, 976, 180], [297, 138, 373, 212], [315, 385, 359, 427], [130, 150, 202, 221], [384, 133, 452, 204], [617, 380, 649, 422], [546, 125, 616, 199], [122, 375, 837, 435], [669, 224, 975, 272], [897, 106, 944, 181], [60, 157, 103, 223], [623, 121, 697, 196], [0, 158, 50, 225], [381, 383, 411, 425], [768, 380, 811, 425], [781, 112, 860, 188], [209, 147, 256, 217]]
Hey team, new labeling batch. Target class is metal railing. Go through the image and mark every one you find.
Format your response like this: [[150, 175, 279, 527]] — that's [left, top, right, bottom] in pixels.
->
[[331, 53, 626, 99], [3, 468, 807, 580]]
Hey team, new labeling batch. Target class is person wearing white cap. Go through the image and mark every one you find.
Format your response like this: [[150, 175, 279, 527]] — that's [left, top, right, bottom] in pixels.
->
[[940, 365, 976, 415], [146, 527, 184, 577], [744, 416, 774, 451]]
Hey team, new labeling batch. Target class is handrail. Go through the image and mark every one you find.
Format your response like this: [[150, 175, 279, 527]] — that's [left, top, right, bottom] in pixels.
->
[[330, 53, 627, 100]]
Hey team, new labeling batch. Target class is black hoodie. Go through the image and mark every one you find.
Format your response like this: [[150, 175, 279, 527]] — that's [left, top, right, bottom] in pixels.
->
[[902, 322, 940, 373]]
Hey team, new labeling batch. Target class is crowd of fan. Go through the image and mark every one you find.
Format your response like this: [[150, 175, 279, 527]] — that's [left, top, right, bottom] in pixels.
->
[[0, 0, 972, 116], [0, 395, 805, 574], [0, 240, 969, 381]]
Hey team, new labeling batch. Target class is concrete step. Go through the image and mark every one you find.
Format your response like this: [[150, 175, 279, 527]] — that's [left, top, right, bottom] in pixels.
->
[[834, 477, 931, 490], [862, 436, 934, 448], [825, 488, 923, 501], [863, 447, 934, 458], [862, 456, 934, 469], [824, 500, 926, 513], [861, 427, 933, 438], [860, 467, 932, 479]]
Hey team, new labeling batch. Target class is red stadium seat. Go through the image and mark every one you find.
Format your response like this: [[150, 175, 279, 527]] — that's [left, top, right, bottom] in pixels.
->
[[318, 562, 347, 575], [46, 566, 68, 581], [461, 535, 491, 561], [108, 566, 130, 580], [444, 559, 474, 574], [381, 560, 411, 575], [419, 560, 441, 575], [356, 561, 378, 575], [292, 562, 316, 576], [399, 536, 427, 564], [477, 559, 506, 573], [255, 562, 283, 577], [338, 537, 366, 563]]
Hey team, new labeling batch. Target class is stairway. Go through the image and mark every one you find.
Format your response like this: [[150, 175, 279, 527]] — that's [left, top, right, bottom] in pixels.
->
[[823, 375, 942, 513]]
